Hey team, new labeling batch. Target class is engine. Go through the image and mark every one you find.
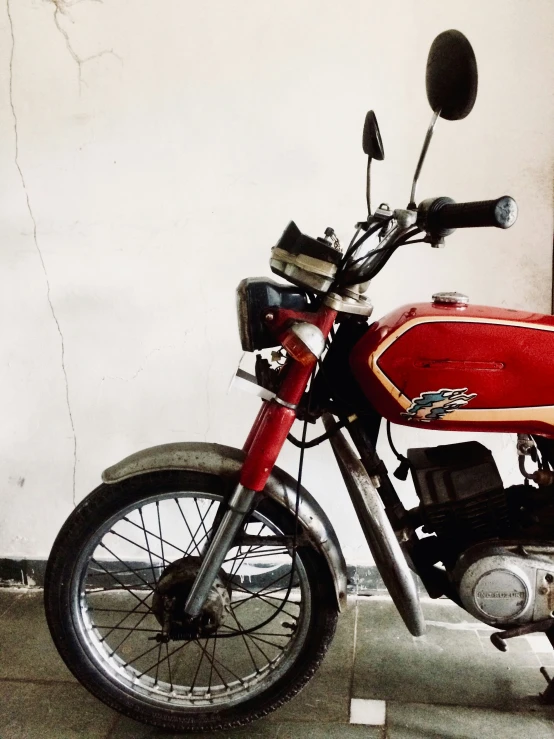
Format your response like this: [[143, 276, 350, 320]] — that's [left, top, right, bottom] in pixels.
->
[[409, 440, 554, 626], [409, 441, 512, 546]]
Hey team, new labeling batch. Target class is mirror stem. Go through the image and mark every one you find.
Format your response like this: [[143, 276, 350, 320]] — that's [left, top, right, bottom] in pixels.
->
[[366, 157, 372, 215], [409, 109, 440, 209]]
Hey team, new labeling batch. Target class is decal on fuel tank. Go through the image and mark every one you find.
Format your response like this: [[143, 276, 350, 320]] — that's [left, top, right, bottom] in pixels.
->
[[401, 388, 477, 422]]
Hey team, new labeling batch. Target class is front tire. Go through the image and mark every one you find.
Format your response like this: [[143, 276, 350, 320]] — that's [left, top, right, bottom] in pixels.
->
[[45, 470, 338, 732]]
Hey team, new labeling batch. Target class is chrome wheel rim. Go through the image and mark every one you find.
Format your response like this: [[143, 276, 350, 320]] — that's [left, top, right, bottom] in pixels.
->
[[70, 490, 311, 710]]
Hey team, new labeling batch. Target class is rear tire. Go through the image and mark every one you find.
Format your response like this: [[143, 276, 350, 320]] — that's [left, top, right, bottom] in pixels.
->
[[45, 470, 338, 732]]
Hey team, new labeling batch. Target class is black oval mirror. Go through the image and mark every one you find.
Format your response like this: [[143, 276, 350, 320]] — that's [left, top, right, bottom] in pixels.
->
[[426, 30, 478, 121], [362, 110, 385, 160]]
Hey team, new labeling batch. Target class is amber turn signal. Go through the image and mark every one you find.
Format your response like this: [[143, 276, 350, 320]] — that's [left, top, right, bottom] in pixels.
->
[[281, 322, 325, 365]]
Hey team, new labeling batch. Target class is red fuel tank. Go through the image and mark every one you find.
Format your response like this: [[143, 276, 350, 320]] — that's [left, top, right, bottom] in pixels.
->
[[350, 299, 554, 437]]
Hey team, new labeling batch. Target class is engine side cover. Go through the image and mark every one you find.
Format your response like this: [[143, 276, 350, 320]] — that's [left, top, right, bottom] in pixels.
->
[[454, 543, 554, 627]]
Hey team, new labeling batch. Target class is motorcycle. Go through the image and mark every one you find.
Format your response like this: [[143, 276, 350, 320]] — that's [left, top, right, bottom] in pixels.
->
[[44, 29, 553, 733]]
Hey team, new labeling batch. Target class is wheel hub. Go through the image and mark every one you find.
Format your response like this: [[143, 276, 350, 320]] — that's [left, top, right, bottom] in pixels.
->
[[151, 556, 231, 640]]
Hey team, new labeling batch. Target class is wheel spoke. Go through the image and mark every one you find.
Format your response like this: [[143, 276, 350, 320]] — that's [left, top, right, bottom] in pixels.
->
[[224, 548, 289, 563], [194, 499, 210, 545], [108, 529, 172, 566], [228, 608, 260, 674], [253, 593, 298, 621], [232, 569, 293, 604], [183, 500, 215, 557], [236, 632, 287, 651], [244, 632, 272, 664], [193, 639, 241, 686], [123, 639, 164, 669], [108, 609, 153, 654], [156, 502, 165, 570], [123, 514, 186, 560], [193, 638, 229, 689], [185, 500, 216, 556], [228, 546, 246, 579], [232, 592, 298, 622], [83, 585, 146, 593], [223, 541, 264, 566], [137, 639, 193, 679], [90, 559, 153, 607], [74, 490, 311, 708], [190, 639, 206, 691], [222, 621, 288, 651], [98, 542, 153, 590], [88, 607, 152, 615], [94, 625, 161, 633], [175, 497, 200, 554], [166, 641, 173, 691], [87, 565, 158, 579], [226, 610, 275, 664], [90, 587, 154, 648], [227, 523, 264, 579], [139, 508, 160, 585], [208, 636, 217, 691], [154, 640, 163, 685]]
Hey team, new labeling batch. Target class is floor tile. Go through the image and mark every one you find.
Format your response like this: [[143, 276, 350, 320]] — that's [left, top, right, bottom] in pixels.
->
[[110, 715, 192, 739], [0, 589, 76, 681], [266, 724, 382, 738], [350, 698, 386, 725], [0, 588, 23, 617], [353, 598, 547, 710], [0, 680, 116, 739], [265, 598, 357, 723], [5, 588, 554, 738], [527, 634, 554, 653], [387, 701, 554, 739], [111, 716, 381, 738]]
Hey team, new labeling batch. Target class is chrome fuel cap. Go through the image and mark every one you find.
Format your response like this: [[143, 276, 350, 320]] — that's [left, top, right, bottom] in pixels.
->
[[433, 291, 469, 305]]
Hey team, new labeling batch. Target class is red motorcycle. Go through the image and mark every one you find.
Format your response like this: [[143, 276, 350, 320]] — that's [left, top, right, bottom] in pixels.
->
[[45, 30, 552, 732]]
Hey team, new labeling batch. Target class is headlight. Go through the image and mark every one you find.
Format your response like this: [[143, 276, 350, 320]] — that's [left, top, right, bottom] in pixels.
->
[[236, 278, 309, 352]]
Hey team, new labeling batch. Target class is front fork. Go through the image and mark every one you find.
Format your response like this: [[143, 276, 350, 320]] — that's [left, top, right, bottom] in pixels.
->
[[183, 306, 337, 618]]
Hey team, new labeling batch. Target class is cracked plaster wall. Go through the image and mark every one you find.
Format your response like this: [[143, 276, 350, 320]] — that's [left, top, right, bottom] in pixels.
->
[[1, 0, 554, 563]]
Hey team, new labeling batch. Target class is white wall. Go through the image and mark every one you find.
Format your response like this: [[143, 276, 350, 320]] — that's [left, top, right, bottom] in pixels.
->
[[1, 0, 553, 564]]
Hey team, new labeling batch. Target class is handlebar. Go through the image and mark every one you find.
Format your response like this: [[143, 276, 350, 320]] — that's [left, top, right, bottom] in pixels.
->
[[337, 193, 518, 288], [421, 195, 518, 233]]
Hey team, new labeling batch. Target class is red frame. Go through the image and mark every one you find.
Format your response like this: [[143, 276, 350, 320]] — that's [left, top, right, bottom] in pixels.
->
[[239, 296, 554, 494], [240, 305, 337, 491]]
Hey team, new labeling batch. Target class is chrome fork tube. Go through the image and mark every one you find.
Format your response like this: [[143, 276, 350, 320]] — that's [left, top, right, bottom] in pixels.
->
[[183, 483, 257, 617]]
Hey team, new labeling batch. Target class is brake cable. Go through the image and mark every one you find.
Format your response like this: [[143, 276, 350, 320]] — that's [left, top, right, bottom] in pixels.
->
[[287, 418, 345, 449], [343, 219, 384, 263]]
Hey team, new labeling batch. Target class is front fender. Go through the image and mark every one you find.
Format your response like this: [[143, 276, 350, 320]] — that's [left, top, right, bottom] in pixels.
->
[[102, 442, 347, 610]]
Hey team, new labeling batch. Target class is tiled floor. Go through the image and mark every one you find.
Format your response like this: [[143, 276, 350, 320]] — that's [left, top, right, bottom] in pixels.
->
[[2, 588, 554, 737]]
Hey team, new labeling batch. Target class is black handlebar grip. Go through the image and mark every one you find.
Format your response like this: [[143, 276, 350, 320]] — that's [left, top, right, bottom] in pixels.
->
[[426, 196, 518, 231]]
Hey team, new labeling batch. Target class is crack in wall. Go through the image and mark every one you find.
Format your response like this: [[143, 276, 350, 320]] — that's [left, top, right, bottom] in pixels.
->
[[99, 345, 178, 386], [50, 0, 121, 92], [95, 341, 188, 408], [7, 0, 78, 505]]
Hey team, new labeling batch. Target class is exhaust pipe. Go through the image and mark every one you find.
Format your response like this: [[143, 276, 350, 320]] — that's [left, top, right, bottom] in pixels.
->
[[322, 413, 425, 637]]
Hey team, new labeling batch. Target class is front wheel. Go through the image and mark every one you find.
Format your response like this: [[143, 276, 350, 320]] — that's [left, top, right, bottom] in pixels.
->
[[44, 470, 338, 733]]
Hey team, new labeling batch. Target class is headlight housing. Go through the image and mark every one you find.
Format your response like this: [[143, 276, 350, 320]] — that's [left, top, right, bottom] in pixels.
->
[[236, 278, 309, 352]]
